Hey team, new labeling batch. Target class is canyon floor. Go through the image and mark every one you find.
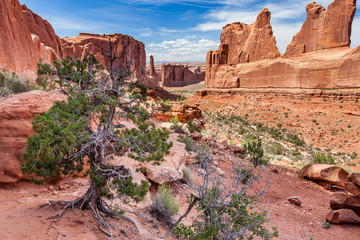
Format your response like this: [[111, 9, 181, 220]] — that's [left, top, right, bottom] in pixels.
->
[[1, 85, 360, 240]]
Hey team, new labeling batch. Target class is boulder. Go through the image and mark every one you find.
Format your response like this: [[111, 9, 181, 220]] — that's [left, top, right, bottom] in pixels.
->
[[154, 102, 203, 123], [326, 209, 360, 224], [145, 134, 187, 184], [285, 0, 357, 56], [0, 90, 65, 186], [162, 64, 205, 87], [344, 180, 360, 197], [350, 173, 360, 187], [330, 192, 360, 216], [287, 196, 302, 207], [298, 164, 349, 187]]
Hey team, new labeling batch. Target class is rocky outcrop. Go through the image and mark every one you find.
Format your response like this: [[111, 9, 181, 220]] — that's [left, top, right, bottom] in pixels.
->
[[206, 8, 280, 87], [61, 33, 146, 74], [149, 55, 158, 82], [0, 90, 65, 186], [326, 209, 360, 224], [205, 0, 360, 89], [285, 0, 357, 56], [298, 164, 349, 187], [0, 0, 58, 81], [162, 64, 205, 87], [330, 192, 360, 216], [21, 4, 62, 56]]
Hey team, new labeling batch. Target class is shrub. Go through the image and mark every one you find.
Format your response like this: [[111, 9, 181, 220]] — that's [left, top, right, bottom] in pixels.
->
[[170, 116, 185, 134], [182, 166, 193, 184], [186, 120, 199, 133], [0, 70, 37, 96], [286, 133, 305, 147], [178, 136, 198, 153], [244, 138, 266, 167], [313, 154, 335, 165], [151, 185, 179, 225]]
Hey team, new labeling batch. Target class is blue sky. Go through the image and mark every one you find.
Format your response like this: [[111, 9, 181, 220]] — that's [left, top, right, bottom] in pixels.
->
[[20, 0, 360, 62]]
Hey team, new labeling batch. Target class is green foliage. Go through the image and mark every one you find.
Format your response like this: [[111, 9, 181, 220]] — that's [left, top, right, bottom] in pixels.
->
[[182, 166, 193, 184], [178, 135, 198, 153], [0, 70, 37, 96], [22, 52, 172, 208], [321, 221, 332, 229], [174, 184, 278, 239], [312, 154, 335, 165], [151, 185, 179, 225], [286, 133, 305, 146], [244, 138, 266, 167], [186, 120, 199, 133], [170, 116, 185, 134]]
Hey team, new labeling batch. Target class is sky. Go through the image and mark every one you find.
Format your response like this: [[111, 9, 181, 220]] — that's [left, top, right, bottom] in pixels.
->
[[20, 0, 360, 62]]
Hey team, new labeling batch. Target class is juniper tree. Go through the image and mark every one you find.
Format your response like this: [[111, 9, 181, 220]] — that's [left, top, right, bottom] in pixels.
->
[[21, 41, 172, 237]]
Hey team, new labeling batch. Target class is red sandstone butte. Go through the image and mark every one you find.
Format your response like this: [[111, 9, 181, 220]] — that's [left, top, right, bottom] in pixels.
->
[[61, 33, 146, 74], [206, 8, 280, 87], [0, 0, 57, 81], [162, 64, 205, 87], [284, 0, 357, 56]]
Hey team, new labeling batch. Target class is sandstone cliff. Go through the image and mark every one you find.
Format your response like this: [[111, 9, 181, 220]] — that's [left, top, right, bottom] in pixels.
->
[[162, 64, 205, 87], [0, 0, 58, 81], [21, 4, 63, 57], [206, 0, 360, 89], [285, 0, 357, 56], [61, 33, 146, 73], [206, 8, 280, 87]]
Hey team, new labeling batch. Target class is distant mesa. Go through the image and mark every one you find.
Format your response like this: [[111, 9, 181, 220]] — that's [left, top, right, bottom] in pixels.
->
[[206, 0, 360, 89], [162, 64, 205, 87]]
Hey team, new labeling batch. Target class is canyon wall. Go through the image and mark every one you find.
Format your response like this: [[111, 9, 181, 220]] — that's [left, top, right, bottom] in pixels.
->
[[162, 64, 205, 87], [206, 0, 359, 89], [0, 0, 58, 81]]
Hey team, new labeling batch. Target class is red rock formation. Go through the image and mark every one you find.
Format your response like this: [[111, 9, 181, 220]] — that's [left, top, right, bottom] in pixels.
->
[[61, 33, 146, 73], [0, 0, 58, 81], [205, 0, 360, 89], [21, 4, 62, 57], [162, 64, 205, 87], [0, 90, 65, 186], [285, 0, 357, 56], [206, 8, 280, 87]]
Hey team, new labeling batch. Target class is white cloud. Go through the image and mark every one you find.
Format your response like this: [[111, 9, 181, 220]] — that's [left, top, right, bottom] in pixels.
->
[[148, 38, 219, 62], [140, 28, 153, 37]]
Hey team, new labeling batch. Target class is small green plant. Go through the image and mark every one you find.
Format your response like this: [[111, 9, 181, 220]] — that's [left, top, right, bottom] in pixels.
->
[[182, 166, 193, 184], [244, 138, 266, 167], [313, 154, 335, 165], [186, 120, 199, 133], [151, 185, 179, 225], [178, 136, 198, 153], [322, 221, 332, 229], [170, 116, 185, 134]]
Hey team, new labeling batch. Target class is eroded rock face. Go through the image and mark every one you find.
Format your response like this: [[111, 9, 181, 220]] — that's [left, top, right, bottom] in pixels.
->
[[0, 0, 58, 81], [0, 90, 65, 186], [162, 64, 205, 87], [21, 4, 62, 57], [285, 0, 357, 56], [61, 33, 146, 74], [330, 192, 360, 216]]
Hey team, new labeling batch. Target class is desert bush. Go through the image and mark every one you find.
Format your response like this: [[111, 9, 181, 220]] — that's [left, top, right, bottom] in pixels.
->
[[170, 116, 185, 134], [244, 138, 266, 167], [182, 166, 193, 184], [286, 133, 305, 147], [178, 136, 198, 153], [186, 120, 199, 133], [151, 185, 179, 225], [0, 70, 37, 96], [312, 154, 335, 165]]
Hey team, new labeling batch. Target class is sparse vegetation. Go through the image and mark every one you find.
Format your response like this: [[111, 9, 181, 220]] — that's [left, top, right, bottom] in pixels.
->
[[312, 154, 335, 165], [0, 70, 38, 96], [181, 166, 193, 184], [151, 185, 179, 225], [170, 116, 185, 134]]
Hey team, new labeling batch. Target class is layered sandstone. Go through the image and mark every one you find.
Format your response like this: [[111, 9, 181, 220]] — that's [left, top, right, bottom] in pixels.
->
[[61, 33, 146, 73], [0, 0, 57, 81], [285, 0, 357, 56], [205, 0, 360, 89], [206, 8, 280, 87], [162, 64, 205, 87], [0, 91, 65, 186]]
